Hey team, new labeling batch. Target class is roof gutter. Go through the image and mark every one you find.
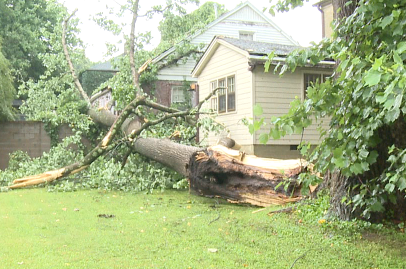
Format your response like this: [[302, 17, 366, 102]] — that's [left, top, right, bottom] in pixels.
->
[[248, 55, 336, 67]]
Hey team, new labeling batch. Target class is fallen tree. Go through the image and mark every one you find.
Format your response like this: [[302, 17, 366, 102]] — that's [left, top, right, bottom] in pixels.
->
[[10, 139, 305, 206], [9, 95, 306, 206], [7, 5, 308, 207]]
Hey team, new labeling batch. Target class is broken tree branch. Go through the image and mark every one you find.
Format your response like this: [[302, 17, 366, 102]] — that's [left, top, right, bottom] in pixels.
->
[[129, 0, 140, 92], [62, 9, 90, 105]]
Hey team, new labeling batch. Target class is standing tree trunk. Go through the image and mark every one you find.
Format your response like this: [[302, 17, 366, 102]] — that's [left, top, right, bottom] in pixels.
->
[[324, 0, 360, 220]]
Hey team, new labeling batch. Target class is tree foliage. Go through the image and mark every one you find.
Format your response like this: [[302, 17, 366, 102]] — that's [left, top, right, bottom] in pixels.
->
[[1, 0, 223, 194], [253, 0, 406, 219], [0, 0, 64, 83], [158, 1, 227, 49], [0, 43, 16, 121], [18, 1, 93, 144]]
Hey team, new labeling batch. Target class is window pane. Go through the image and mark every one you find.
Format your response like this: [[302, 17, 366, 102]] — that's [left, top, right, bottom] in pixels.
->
[[227, 76, 235, 93], [218, 79, 226, 94], [218, 95, 226, 112], [304, 73, 321, 98], [239, 32, 254, 41], [171, 86, 185, 103], [211, 97, 217, 111], [218, 79, 226, 112], [210, 81, 217, 92], [227, 76, 235, 111], [227, 93, 235, 111]]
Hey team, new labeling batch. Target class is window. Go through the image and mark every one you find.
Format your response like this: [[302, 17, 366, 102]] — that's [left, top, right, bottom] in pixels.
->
[[227, 76, 235, 111], [210, 81, 217, 111], [171, 86, 185, 103], [210, 75, 236, 114], [304, 73, 331, 98], [239, 31, 254, 41], [218, 79, 226, 113]]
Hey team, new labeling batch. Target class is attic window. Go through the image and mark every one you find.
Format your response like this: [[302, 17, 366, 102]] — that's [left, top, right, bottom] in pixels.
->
[[239, 31, 254, 41]]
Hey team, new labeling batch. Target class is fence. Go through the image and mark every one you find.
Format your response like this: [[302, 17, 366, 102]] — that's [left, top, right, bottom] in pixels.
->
[[0, 121, 74, 170]]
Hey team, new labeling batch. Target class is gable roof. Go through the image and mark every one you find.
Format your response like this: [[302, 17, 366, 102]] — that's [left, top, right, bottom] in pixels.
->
[[192, 36, 334, 77], [152, 1, 299, 64]]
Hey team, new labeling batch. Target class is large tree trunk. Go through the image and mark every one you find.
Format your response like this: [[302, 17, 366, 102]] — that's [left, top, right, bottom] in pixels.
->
[[324, 0, 360, 220], [10, 136, 306, 206], [131, 138, 303, 206]]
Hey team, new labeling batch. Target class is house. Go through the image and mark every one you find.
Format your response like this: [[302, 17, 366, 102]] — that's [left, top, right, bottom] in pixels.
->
[[314, 0, 334, 38], [90, 87, 118, 116], [147, 1, 299, 107], [192, 36, 334, 159]]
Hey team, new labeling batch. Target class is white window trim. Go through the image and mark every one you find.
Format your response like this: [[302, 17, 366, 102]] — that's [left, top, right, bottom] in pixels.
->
[[239, 31, 255, 41], [171, 85, 186, 104], [210, 75, 236, 114]]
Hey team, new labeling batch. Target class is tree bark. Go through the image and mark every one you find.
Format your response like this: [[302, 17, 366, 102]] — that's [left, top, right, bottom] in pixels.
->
[[131, 139, 304, 206], [10, 136, 305, 206]]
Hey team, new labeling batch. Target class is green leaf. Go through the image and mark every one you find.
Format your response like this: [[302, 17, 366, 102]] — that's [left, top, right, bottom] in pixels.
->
[[350, 163, 364, 175], [397, 42, 406, 54], [253, 104, 263, 116], [359, 149, 369, 159], [364, 69, 381, 86], [333, 147, 343, 159], [398, 177, 406, 191], [370, 200, 385, 212], [282, 124, 293, 135], [393, 52, 403, 65], [248, 124, 255, 135], [385, 183, 395, 193], [270, 128, 281, 140], [372, 57, 383, 70], [253, 118, 264, 131], [259, 133, 269, 144], [334, 157, 345, 168], [380, 14, 394, 29]]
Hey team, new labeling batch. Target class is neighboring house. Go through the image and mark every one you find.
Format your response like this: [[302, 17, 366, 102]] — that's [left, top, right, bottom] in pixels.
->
[[81, 61, 119, 97], [90, 87, 118, 116], [148, 1, 299, 107], [314, 0, 334, 38], [192, 36, 334, 159]]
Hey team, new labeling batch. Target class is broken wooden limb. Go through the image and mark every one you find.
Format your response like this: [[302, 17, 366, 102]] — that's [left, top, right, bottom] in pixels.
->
[[9, 135, 306, 206], [130, 138, 305, 206], [188, 145, 304, 206]]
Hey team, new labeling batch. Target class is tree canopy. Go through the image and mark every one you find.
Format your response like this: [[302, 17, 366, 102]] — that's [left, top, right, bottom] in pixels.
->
[[0, 0, 65, 83], [252, 0, 406, 219], [157, 1, 227, 50], [0, 43, 16, 121]]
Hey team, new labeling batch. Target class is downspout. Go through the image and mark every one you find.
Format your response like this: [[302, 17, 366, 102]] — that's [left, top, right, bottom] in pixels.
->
[[317, 4, 326, 38]]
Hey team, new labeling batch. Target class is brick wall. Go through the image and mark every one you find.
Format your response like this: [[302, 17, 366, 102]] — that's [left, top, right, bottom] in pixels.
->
[[0, 121, 78, 170]]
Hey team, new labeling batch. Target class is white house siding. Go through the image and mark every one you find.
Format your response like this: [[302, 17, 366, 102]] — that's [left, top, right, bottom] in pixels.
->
[[253, 65, 331, 146], [198, 45, 253, 151], [156, 56, 198, 81]]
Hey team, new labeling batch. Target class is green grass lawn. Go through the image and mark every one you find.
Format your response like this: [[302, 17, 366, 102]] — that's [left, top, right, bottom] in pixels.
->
[[0, 189, 405, 269]]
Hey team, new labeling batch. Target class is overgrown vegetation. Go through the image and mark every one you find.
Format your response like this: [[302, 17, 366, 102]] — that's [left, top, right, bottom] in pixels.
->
[[0, 43, 15, 121], [246, 0, 406, 220]]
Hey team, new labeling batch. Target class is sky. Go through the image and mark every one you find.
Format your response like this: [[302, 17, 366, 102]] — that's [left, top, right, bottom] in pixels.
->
[[61, 0, 322, 62]]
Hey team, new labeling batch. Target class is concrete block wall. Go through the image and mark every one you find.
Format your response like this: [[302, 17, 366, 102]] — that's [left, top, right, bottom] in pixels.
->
[[0, 121, 52, 170], [0, 121, 84, 170]]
